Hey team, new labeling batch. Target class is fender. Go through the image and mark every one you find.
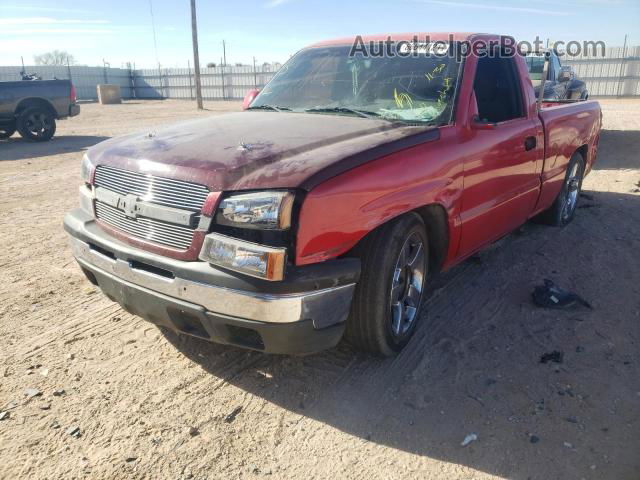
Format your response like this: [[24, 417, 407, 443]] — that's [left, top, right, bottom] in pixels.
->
[[295, 126, 463, 266]]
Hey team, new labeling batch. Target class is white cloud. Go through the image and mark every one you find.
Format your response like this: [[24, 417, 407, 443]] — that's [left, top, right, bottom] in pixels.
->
[[265, 0, 294, 8], [2, 28, 114, 35], [0, 17, 109, 25], [0, 5, 100, 14]]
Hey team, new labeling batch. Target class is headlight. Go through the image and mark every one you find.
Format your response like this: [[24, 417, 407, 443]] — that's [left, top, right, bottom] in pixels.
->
[[80, 154, 94, 184], [216, 191, 295, 230], [199, 233, 286, 281]]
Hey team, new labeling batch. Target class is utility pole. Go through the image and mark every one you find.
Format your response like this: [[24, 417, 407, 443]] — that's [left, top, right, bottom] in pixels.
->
[[222, 40, 227, 66], [190, 0, 203, 109]]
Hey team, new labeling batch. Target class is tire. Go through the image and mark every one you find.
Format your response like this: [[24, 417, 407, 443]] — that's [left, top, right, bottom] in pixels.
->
[[536, 151, 585, 226], [16, 107, 57, 142], [346, 212, 428, 356], [0, 122, 16, 139]]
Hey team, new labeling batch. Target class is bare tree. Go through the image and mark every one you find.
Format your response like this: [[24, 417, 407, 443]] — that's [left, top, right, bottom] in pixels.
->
[[33, 50, 76, 66]]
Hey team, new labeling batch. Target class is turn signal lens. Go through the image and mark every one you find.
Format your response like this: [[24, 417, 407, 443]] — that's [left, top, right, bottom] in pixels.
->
[[199, 233, 286, 281]]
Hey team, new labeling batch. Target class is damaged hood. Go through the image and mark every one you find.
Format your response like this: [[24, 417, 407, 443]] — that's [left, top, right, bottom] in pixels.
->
[[87, 111, 439, 191]]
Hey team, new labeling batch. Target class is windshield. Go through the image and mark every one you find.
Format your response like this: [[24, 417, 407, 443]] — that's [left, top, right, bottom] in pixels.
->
[[251, 45, 462, 125], [525, 54, 545, 86]]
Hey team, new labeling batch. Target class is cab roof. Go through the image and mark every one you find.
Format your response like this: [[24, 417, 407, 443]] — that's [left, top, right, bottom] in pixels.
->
[[308, 32, 505, 48]]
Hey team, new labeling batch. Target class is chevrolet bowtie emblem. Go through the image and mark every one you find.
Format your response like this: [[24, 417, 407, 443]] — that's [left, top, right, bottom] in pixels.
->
[[119, 193, 140, 219]]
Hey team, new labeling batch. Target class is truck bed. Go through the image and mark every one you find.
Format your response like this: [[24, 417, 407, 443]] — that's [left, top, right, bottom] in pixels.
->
[[534, 100, 602, 213]]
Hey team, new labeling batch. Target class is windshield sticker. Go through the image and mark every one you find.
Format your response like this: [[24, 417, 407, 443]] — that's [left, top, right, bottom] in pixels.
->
[[398, 42, 449, 56]]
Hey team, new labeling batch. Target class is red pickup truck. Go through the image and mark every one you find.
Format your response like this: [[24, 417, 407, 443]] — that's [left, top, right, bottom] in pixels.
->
[[64, 33, 601, 356]]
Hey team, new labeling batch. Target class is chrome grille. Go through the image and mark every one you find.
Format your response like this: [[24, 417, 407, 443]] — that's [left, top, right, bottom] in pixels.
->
[[93, 165, 210, 251], [96, 202, 195, 250], [94, 165, 209, 211]]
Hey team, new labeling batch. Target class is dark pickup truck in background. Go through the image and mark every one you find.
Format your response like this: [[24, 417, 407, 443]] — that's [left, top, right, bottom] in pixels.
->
[[0, 79, 80, 141], [526, 50, 588, 100]]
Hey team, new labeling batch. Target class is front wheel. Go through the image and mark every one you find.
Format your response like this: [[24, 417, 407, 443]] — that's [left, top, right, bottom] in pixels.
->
[[0, 122, 16, 139], [537, 152, 585, 226], [345, 213, 428, 356], [17, 107, 57, 142]]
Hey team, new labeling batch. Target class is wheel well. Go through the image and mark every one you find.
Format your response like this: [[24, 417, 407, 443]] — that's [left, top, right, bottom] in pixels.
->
[[414, 204, 449, 274], [576, 144, 588, 162], [15, 98, 57, 118], [347, 204, 449, 275]]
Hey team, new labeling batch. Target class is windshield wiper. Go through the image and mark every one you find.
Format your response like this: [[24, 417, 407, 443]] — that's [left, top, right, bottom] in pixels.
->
[[304, 106, 383, 120], [246, 104, 291, 112]]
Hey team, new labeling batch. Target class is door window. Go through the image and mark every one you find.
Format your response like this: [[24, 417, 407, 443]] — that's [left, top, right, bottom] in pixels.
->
[[473, 55, 524, 123]]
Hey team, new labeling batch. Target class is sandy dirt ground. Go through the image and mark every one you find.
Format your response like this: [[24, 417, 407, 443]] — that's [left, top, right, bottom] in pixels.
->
[[0, 99, 639, 480]]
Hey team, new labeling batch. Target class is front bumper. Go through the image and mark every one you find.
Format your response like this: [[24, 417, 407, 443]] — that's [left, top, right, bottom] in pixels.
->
[[64, 209, 359, 354]]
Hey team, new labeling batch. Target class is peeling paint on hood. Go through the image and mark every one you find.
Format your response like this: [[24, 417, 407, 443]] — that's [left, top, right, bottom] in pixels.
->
[[87, 111, 438, 191]]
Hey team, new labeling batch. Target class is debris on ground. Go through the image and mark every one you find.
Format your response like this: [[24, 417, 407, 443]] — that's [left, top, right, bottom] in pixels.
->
[[540, 351, 564, 364], [53, 389, 65, 397], [564, 442, 574, 449], [188, 426, 199, 437], [24, 388, 42, 400], [0, 411, 9, 420], [38, 402, 51, 411], [532, 279, 593, 310], [124, 455, 137, 463], [460, 433, 478, 447], [529, 435, 540, 444], [224, 406, 243, 423], [66, 425, 81, 437]]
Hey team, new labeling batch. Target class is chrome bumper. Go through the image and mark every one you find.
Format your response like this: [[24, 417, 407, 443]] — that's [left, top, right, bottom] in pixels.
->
[[64, 210, 356, 329], [71, 236, 355, 326]]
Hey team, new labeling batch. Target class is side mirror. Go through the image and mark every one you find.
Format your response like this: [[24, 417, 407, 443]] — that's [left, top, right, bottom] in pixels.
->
[[242, 89, 260, 110], [558, 67, 572, 83], [471, 116, 496, 130]]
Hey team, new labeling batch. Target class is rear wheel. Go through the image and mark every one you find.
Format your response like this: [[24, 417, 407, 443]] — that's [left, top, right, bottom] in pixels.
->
[[537, 151, 585, 226], [16, 107, 56, 142], [346, 213, 428, 356]]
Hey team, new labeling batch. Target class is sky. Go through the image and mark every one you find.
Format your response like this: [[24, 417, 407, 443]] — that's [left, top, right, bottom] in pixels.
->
[[0, 0, 638, 68]]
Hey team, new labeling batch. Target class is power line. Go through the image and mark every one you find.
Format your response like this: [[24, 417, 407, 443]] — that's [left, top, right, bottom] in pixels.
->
[[148, 0, 160, 66]]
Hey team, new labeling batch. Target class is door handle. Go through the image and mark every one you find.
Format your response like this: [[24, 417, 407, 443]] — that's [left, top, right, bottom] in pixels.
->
[[524, 136, 537, 151]]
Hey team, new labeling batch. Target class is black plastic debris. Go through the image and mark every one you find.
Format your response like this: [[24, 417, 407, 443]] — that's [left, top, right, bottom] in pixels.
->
[[532, 279, 593, 310], [224, 406, 242, 423], [540, 351, 564, 364]]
